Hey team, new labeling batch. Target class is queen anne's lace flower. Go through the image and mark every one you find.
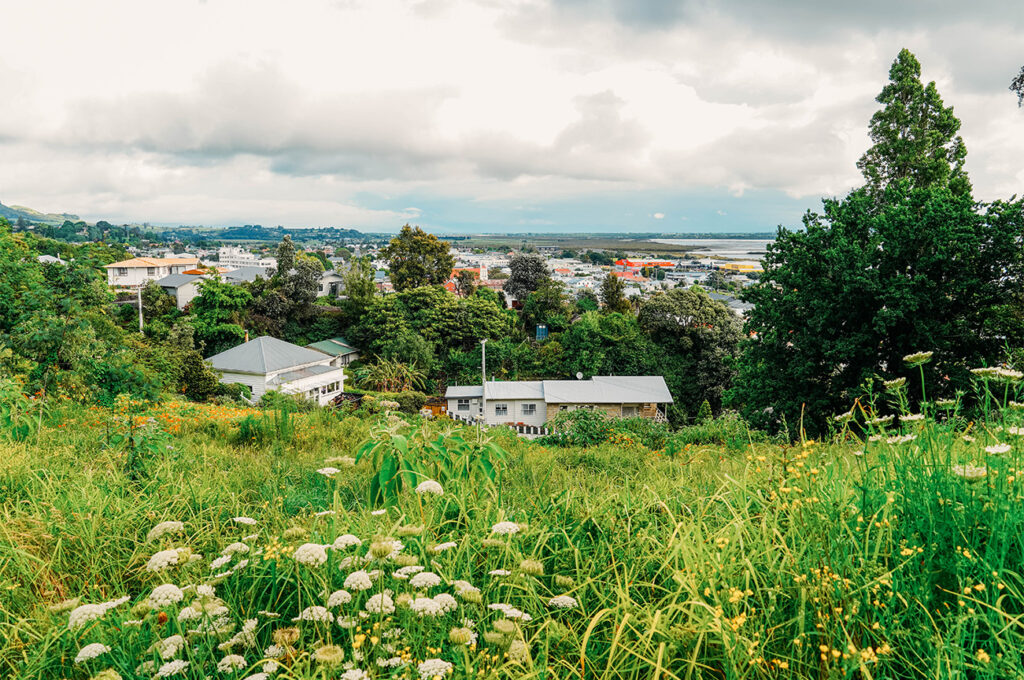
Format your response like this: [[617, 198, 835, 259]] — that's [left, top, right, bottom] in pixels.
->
[[74, 643, 110, 663], [491, 521, 520, 535], [986, 443, 1012, 455], [233, 516, 257, 525], [296, 606, 334, 623], [147, 549, 180, 572], [394, 565, 425, 579], [548, 595, 579, 609], [222, 542, 250, 556], [415, 480, 444, 495], [410, 597, 443, 617], [217, 655, 247, 673], [150, 584, 184, 608], [431, 541, 457, 553], [293, 543, 328, 566], [210, 555, 232, 570], [147, 521, 184, 542], [317, 467, 340, 477], [953, 464, 988, 481], [409, 571, 442, 589], [327, 589, 352, 607], [364, 593, 395, 614], [417, 659, 452, 679], [489, 569, 511, 577], [332, 534, 362, 550], [156, 660, 189, 677], [68, 604, 107, 629], [155, 635, 185, 660], [344, 570, 373, 591], [433, 593, 458, 613], [341, 670, 370, 680]]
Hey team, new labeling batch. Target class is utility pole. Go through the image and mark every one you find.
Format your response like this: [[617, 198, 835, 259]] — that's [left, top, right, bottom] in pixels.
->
[[137, 285, 144, 333], [480, 339, 488, 427]]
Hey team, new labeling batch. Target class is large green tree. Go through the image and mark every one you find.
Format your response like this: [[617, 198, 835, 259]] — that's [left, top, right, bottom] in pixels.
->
[[1012, 65, 1024, 106], [599, 273, 631, 315], [732, 49, 1024, 435], [381, 225, 455, 291], [857, 48, 971, 197], [504, 253, 550, 301]]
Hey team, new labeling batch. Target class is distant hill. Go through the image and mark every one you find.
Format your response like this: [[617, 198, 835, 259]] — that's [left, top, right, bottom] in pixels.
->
[[0, 201, 81, 225]]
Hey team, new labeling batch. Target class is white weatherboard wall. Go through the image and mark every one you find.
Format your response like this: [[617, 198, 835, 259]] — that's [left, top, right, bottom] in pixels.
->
[[447, 397, 482, 417], [485, 399, 546, 427]]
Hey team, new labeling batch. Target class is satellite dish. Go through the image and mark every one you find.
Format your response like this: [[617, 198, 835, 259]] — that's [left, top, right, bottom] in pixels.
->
[[576, 372, 583, 380]]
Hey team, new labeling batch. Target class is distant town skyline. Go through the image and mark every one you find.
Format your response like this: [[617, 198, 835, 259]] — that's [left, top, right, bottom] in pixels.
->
[[1, 0, 1021, 232]]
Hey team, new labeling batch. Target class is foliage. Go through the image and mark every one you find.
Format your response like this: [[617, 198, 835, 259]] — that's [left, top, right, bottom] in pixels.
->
[[857, 48, 971, 197], [0, 377, 46, 442], [341, 255, 377, 317], [520, 279, 569, 331], [381, 224, 456, 291], [356, 357, 427, 393], [599, 272, 631, 314], [188, 276, 251, 356], [1013, 65, 1024, 106], [504, 253, 550, 300], [453, 269, 477, 297]]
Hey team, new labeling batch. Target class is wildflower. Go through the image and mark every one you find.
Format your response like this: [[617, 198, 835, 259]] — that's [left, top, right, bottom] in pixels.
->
[[431, 541, 458, 553], [317, 467, 340, 477], [150, 584, 184, 608], [294, 543, 329, 567], [977, 649, 991, 664], [371, 509, 387, 516], [68, 604, 107, 629], [417, 659, 452, 679], [396, 524, 424, 537], [1007, 427, 1024, 436], [314, 645, 345, 665], [282, 527, 308, 541], [489, 602, 531, 620], [833, 410, 853, 423], [156, 660, 189, 677], [210, 555, 232, 570], [332, 534, 362, 550], [325, 455, 356, 466], [952, 464, 988, 481], [242, 675, 269, 680], [554, 575, 575, 588], [509, 639, 531, 664], [883, 377, 906, 390], [344, 570, 373, 591], [415, 480, 444, 495], [217, 655, 247, 673], [341, 670, 371, 680], [327, 589, 352, 607], [491, 521, 520, 535], [146, 549, 180, 572], [154, 635, 185, 660], [272, 627, 300, 647], [901, 413, 925, 422], [89, 670, 122, 680], [865, 415, 894, 427], [903, 351, 933, 366], [410, 571, 442, 589], [986, 443, 1012, 455], [519, 559, 544, 576], [48, 597, 80, 613], [147, 521, 184, 542], [449, 626, 476, 645], [434, 593, 458, 612], [222, 542, 250, 556], [548, 595, 579, 609], [74, 643, 111, 663], [410, 597, 444, 617], [492, 618, 517, 634], [489, 569, 511, 577], [852, 450, 865, 457], [233, 516, 257, 526], [364, 593, 396, 614], [935, 399, 955, 408]]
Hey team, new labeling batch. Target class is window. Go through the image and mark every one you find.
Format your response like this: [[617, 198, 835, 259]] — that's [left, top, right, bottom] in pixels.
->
[[622, 405, 638, 417], [147, 267, 156, 276], [521, 403, 536, 416], [494, 403, 508, 417], [457, 398, 470, 411], [116, 267, 128, 276]]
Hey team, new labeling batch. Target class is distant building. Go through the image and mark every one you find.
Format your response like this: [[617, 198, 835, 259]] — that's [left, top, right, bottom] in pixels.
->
[[307, 337, 361, 367], [206, 336, 345, 405], [104, 257, 201, 289], [445, 376, 672, 427], [223, 266, 271, 285], [218, 246, 277, 269], [156, 273, 205, 310], [317, 271, 346, 297]]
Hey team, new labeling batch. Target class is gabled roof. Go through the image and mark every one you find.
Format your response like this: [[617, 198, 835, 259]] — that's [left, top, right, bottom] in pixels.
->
[[445, 376, 673, 404], [223, 266, 270, 283], [307, 337, 359, 357], [206, 336, 331, 375], [484, 381, 544, 400], [105, 257, 200, 268], [268, 363, 342, 385], [156, 273, 204, 289], [445, 385, 483, 398]]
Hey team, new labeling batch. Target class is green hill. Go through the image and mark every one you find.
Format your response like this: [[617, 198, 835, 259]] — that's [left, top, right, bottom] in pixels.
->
[[0, 200, 80, 225]]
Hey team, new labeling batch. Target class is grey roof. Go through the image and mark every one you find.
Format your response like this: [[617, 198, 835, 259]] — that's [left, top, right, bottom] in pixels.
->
[[445, 385, 483, 398], [37, 254, 67, 265], [484, 381, 544, 401], [206, 336, 332, 375], [268, 363, 341, 385], [307, 337, 359, 357], [157, 273, 203, 289], [223, 266, 270, 283], [446, 376, 672, 404], [541, 376, 672, 404]]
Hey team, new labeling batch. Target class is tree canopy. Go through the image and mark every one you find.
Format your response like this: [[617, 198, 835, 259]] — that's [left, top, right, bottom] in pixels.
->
[[381, 225, 456, 291]]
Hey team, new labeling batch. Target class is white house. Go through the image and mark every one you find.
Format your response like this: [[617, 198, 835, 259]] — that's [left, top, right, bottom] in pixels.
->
[[445, 376, 673, 427], [218, 246, 277, 269], [317, 271, 346, 297], [156, 273, 205, 310], [206, 336, 345, 405], [105, 257, 200, 289], [307, 337, 361, 367]]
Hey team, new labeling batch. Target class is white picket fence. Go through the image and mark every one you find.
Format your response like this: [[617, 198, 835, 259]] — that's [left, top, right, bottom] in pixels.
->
[[446, 411, 550, 438]]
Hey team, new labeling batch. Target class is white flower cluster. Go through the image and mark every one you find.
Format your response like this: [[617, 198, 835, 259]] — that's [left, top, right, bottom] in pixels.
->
[[986, 443, 1012, 455], [548, 595, 579, 609], [344, 570, 374, 591], [953, 463, 988, 480], [394, 565, 425, 579], [409, 571, 442, 589], [146, 548, 181, 572], [364, 592, 396, 614], [341, 670, 370, 680], [333, 534, 362, 550], [74, 643, 110, 663], [417, 658, 452, 679], [431, 541, 458, 553], [414, 479, 444, 495], [293, 543, 328, 566], [147, 520, 184, 542], [67, 596, 130, 629], [296, 606, 334, 623], [327, 589, 353, 607], [222, 542, 250, 556], [491, 521, 520, 535], [216, 654, 247, 673], [156, 659, 189, 677], [233, 516, 257, 526], [488, 602, 532, 621], [150, 584, 184, 608], [317, 467, 340, 477]]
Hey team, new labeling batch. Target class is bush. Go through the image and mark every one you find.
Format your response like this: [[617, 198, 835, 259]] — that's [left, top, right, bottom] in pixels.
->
[[669, 410, 775, 451], [538, 409, 614, 447]]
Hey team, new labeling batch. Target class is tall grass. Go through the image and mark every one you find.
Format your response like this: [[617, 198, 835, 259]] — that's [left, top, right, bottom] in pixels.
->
[[2, 386, 1024, 678]]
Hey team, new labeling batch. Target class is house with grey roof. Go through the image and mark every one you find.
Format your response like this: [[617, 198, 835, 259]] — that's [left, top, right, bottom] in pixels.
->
[[156, 273, 205, 310], [307, 337, 360, 367], [445, 376, 672, 428], [206, 336, 345, 405]]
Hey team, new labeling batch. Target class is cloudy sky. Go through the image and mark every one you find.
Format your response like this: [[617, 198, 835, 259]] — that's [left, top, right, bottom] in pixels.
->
[[1, 0, 1021, 233]]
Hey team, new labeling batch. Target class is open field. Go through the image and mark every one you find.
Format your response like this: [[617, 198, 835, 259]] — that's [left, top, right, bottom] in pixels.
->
[[3, 395, 1024, 679], [439, 234, 772, 257]]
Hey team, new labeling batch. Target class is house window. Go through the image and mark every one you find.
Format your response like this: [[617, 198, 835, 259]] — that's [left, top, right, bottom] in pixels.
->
[[521, 403, 536, 416], [494, 403, 508, 417], [457, 398, 470, 411], [117, 267, 128, 276], [622, 405, 638, 417], [147, 267, 156, 276]]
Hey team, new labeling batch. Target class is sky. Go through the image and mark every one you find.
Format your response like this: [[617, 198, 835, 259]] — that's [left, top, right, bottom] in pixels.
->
[[0, 0, 1021, 233]]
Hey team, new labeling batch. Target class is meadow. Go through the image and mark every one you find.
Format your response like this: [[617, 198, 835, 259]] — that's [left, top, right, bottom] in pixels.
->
[[3, 381, 1024, 679]]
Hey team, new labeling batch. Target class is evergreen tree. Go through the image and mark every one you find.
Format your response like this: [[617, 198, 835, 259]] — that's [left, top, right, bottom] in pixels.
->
[[599, 273, 631, 315], [504, 253, 550, 301], [381, 225, 455, 291]]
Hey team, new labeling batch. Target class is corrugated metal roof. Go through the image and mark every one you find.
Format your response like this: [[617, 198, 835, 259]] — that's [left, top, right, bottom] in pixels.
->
[[542, 376, 673, 404], [156, 273, 203, 289], [268, 363, 341, 385], [484, 381, 544, 400], [445, 385, 483, 398], [223, 266, 270, 282], [206, 336, 331, 375], [307, 337, 359, 357]]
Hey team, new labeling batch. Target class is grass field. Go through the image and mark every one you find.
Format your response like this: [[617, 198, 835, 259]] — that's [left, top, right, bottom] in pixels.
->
[[3, 390, 1024, 679]]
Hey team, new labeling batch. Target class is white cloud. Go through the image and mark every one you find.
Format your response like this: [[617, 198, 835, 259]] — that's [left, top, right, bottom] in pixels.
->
[[652, 212, 665, 219]]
